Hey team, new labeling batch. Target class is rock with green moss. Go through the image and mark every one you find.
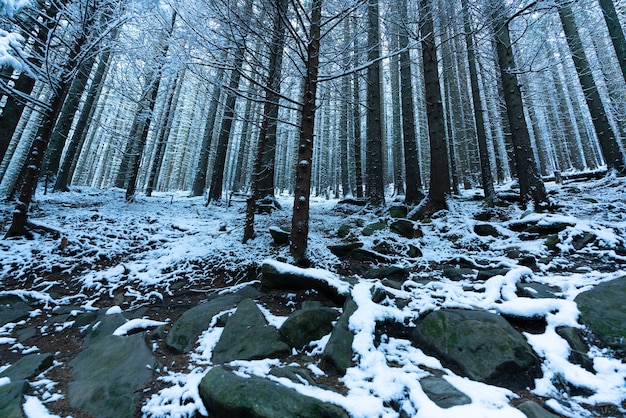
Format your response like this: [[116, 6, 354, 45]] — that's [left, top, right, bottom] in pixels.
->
[[389, 205, 408, 218], [166, 293, 245, 353], [0, 353, 53, 382], [212, 298, 290, 364], [199, 365, 349, 418], [68, 332, 156, 418], [411, 309, 540, 390], [323, 299, 357, 375], [279, 307, 338, 350], [575, 276, 626, 357], [361, 220, 387, 236], [0, 380, 28, 418]]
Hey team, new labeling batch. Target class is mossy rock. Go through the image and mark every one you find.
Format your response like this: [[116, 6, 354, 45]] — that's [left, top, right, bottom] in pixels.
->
[[575, 276, 626, 356], [362, 220, 387, 236], [337, 224, 352, 238], [389, 205, 408, 218], [412, 309, 540, 390], [199, 366, 349, 418]]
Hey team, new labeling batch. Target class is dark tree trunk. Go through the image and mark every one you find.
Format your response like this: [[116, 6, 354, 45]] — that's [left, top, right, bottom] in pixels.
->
[[398, 0, 423, 205], [207, 59, 243, 204], [462, 0, 496, 199], [190, 67, 225, 197], [125, 73, 162, 202], [290, 0, 322, 261], [256, 0, 288, 202], [244, 0, 289, 243], [54, 49, 111, 192], [598, 0, 626, 85], [419, 0, 451, 214], [558, 3, 625, 173], [365, 0, 385, 206], [43, 56, 96, 181], [0, 74, 37, 163], [146, 72, 181, 196], [492, 4, 549, 207], [6, 87, 68, 237]]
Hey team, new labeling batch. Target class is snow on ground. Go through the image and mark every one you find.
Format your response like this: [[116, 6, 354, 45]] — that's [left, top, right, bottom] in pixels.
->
[[1, 175, 626, 417]]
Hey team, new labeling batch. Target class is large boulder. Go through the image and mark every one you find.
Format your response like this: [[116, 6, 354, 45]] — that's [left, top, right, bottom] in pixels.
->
[[261, 260, 352, 304], [199, 365, 349, 418], [166, 293, 247, 353], [212, 299, 290, 364], [68, 332, 156, 418], [0, 353, 53, 382], [279, 307, 339, 350], [575, 276, 626, 356], [0, 380, 28, 418], [323, 299, 358, 375], [411, 309, 540, 390], [0, 299, 30, 327]]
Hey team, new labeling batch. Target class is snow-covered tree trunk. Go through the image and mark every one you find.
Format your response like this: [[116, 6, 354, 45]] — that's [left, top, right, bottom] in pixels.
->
[[558, 2, 625, 173], [290, 0, 322, 261], [418, 0, 451, 214], [461, 0, 496, 199], [491, 1, 548, 207]]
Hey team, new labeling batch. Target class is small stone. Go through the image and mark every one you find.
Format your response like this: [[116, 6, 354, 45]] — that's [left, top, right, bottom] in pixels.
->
[[419, 376, 471, 408]]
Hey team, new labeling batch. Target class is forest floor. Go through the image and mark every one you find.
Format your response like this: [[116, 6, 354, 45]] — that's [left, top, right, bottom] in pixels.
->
[[1, 174, 626, 417]]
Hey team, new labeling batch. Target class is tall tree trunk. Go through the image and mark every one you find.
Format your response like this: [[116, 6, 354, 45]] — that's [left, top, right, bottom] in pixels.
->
[[492, 3, 549, 207], [558, 2, 625, 173], [339, 19, 351, 198], [256, 0, 288, 202], [207, 0, 254, 203], [146, 71, 182, 196], [206, 58, 244, 203], [398, 0, 423, 205], [418, 0, 451, 214], [6, 86, 68, 237], [190, 67, 226, 196], [389, 41, 404, 196], [0, 74, 37, 163], [42, 56, 97, 182], [53, 49, 111, 192], [365, 0, 385, 205], [598, 0, 626, 85], [462, 0, 496, 199], [124, 73, 163, 202], [243, 0, 288, 242], [290, 0, 322, 261]]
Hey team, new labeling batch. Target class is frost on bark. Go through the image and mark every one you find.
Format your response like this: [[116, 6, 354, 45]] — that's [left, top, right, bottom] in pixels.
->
[[244, 0, 288, 243], [557, 2, 625, 174], [365, 0, 385, 206], [290, 0, 322, 261], [462, 0, 496, 199], [492, 3, 549, 207], [397, 0, 423, 205], [598, 0, 626, 85], [417, 0, 451, 215], [54, 49, 111, 192], [190, 66, 225, 197]]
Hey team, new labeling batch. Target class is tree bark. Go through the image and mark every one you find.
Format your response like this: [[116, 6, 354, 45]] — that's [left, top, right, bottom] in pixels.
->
[[397, 0, 423, 205], [462, 0, 496, 199], [598, 0, 626, 85], [53, 49, 111, 192], [558, 3, 625, 173], [365, 0, 385, 206], [190, 67, 225, 196], [419, 0, 451, 214], [492, 4, 549, 207], [290, 0, 322, 261]]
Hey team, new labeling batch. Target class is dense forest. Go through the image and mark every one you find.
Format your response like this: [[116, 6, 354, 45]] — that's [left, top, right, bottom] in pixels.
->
[[2, 1, 626, 417], [1, 0, 626, 255]]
